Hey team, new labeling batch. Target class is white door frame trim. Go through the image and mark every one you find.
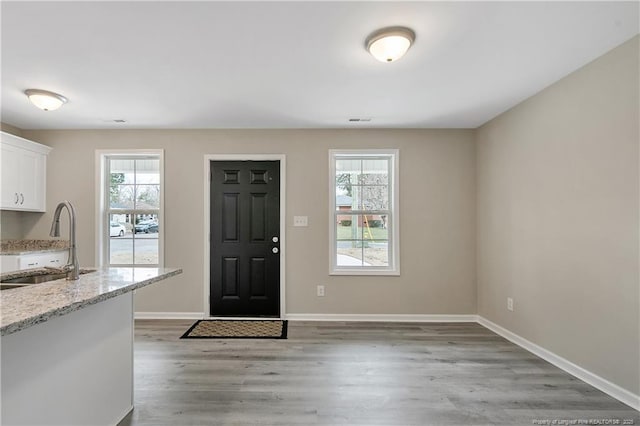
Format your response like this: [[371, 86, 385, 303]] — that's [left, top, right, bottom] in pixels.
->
[[203, 154, 286, 319]]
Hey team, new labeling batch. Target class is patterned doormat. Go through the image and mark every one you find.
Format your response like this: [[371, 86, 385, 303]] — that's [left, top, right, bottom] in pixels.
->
[[181, 319, 288, 339]]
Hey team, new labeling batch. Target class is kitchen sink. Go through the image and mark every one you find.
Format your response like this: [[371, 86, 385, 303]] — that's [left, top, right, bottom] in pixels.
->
[[0, 269, 96, 290], [2, 273, 68, 284]]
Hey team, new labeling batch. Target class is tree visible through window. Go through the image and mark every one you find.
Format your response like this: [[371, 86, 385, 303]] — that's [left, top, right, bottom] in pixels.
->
[[330, 150, 399, 274]]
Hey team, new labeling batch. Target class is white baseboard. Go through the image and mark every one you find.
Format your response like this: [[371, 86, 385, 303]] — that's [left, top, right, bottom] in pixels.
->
[[285, 313, 477, 322], [134, 312, 204, 320], [477, 316, 640, 411], [114, 405, 133, 426]]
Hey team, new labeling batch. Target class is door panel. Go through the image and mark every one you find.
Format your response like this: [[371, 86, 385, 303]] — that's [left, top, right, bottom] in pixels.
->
[[250, 194, 266, 241], [222, 257, 239, 297], [250, 257, 266, 297], [222, 194, 239, 241], [210, 161, 280, 316]]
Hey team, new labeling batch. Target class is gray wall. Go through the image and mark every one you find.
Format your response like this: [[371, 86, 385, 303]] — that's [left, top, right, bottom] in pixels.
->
[[0, 210, 28, 240], [476, 36, 639, 394], [19, 129, 477, 316], [1, 122, 23, 137]]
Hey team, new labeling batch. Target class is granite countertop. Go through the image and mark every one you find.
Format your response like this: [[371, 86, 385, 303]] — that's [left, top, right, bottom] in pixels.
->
[[0, 239, 69, 255], [0, 267, 96, 281], [0, 267, 182, 336]]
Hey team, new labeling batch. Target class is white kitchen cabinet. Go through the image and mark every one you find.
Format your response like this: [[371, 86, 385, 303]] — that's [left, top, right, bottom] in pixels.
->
[[0, 256, 18, 273], [0, 132, 51, 212], [0, 251, 68, 273]]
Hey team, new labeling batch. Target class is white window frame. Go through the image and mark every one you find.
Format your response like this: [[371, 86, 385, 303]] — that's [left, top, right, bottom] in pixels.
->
[[329, 149, 400, 276], [95, 149, 164, 268]]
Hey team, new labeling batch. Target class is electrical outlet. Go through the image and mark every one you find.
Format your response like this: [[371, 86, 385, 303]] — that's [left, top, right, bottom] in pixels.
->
[[317, 285, 325, 297], [507, 297, 514, 311], [294, 216, 308, 227]]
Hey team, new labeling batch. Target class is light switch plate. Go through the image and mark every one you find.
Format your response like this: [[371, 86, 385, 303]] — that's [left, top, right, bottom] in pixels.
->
[[293, 216, 308, 227]]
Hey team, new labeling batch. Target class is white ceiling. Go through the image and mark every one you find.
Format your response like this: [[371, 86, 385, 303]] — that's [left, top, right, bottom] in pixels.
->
[[1, 1, 638, 130]]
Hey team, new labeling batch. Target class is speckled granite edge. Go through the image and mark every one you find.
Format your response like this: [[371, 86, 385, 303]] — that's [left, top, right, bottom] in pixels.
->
[[0, 267, 95, 281], [1, 267, 182, 336], [0, 239, 69, 255]]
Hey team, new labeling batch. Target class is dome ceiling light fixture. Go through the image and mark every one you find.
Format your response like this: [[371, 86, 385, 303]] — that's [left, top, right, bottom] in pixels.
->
[[24, 89, 68, 111], [365, 26, 416, 63]]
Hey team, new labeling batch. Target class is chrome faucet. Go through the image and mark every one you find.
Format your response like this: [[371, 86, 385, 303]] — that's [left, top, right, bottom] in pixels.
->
[[49, 201, 79, 280]]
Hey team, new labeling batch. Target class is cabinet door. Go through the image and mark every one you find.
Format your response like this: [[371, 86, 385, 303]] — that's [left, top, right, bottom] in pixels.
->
[[43, 251, 69, 267], [18, 253, 44, 270], [19, 149, 45, 211], [0, 133, 49, 212], [0, 143, 21, 209], [0, 255, 19, 273], [0, 251, 69, 273]]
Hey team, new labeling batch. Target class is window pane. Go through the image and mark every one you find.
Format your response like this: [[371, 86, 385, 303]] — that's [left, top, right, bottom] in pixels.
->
[[135, 185, 160, 209], [335, 193, 354, 211], [361, 185, 388, 211], [336, 159, 359, 212], [335, 159, 360, 183], [134, 237, 158, 264], [337, 245, 364, 266], [364, 241, 389, 266], [110, 159, 136, 183], [336, 171, 357, 189], [336, 215, 362, 240], [348, 185, 364, 210], [133, 214, 159, 234], [363, 215, 389, 235], [136, 159, 160, 184], [360, 159, 389, 185], [109, 214, 132, 237], [110, 184, 135, 209], [110, 238, 133, 265], [363, 216, 388, 239]]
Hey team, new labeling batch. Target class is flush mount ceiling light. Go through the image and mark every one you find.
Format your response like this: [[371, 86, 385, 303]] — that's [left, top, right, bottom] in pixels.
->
[[365, 26, 415, 63], [24, 89, 68, 111]]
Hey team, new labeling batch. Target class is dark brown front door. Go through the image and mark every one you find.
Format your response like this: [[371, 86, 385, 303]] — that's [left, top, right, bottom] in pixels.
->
[[210, 161, 280, 316]]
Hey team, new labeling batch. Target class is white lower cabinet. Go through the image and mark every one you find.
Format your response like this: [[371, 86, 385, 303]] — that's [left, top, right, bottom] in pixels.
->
[[0, 251, 68, 273], [1, 293, 134, 426], [0, 131, 51, 212]]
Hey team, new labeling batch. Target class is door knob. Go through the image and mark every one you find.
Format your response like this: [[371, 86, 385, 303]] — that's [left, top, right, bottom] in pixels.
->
[[272, 247, 279, 254]]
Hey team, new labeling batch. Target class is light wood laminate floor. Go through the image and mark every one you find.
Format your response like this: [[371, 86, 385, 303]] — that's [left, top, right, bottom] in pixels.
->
[[119, 320, 639, 425]]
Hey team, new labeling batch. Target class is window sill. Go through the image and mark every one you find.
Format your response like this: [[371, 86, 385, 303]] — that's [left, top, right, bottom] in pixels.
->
[[329, 269, 400, 276]]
